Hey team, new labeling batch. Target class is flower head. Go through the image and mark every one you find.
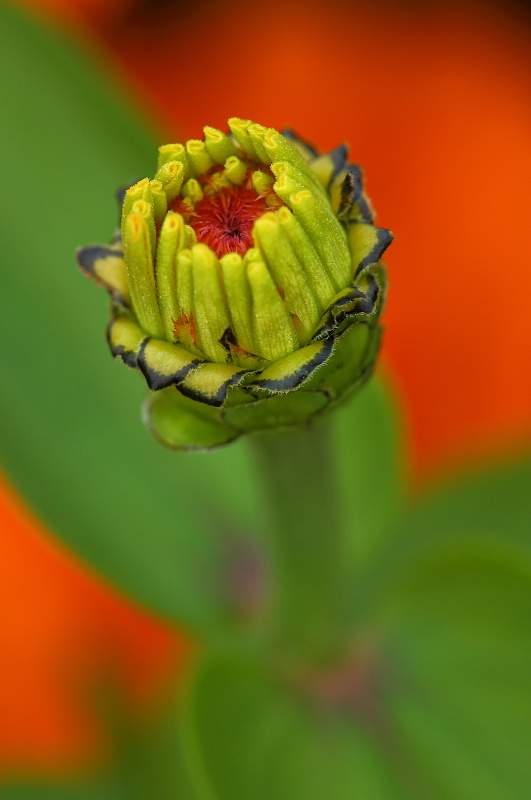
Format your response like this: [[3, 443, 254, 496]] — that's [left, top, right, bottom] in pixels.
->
[[77, 119, 392, 449]]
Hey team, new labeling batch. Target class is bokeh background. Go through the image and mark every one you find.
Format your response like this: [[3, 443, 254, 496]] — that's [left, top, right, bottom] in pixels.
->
[[1, 0, 530, 786]]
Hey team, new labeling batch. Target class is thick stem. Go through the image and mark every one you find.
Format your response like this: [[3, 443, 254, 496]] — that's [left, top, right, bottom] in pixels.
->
[[250, 417, 347, 665]]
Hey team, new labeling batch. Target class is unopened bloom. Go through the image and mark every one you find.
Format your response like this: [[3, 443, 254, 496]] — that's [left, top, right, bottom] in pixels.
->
[[78, 119, 392, 449]]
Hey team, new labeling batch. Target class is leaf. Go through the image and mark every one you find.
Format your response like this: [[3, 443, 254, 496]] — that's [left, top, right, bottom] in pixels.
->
[[183, 455, 531, 799], [358, 453, 531, 614], [182, 541, 531, 799], [357, 455, 531, 798], [181, 647, 408, 800], [333, 372, 407, 566], [411, 454, 531, 547], [382, 541, 531, 799], [0, 3, 262, 630]]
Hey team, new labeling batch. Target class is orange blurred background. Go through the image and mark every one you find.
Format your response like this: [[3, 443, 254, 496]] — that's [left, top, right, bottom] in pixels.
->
[[2, 0, 530, 777]]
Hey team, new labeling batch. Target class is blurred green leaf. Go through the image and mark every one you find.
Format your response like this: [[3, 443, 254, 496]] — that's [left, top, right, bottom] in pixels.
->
[[383, 541, 531, 798], [400, 453, 531, 546], [359, 455, 531, 797], [182, 541, 531, 799], [182, 647, 408, 800], [182, 453, 531, 798], [333, 372, 406, 567], [358, 454, 531, 614]]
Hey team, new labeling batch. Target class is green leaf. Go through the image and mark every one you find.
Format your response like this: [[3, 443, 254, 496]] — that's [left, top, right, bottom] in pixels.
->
[[0, 3, 262, 630], [182, 455, 531, 799], [333, 372, 407, 566], [181, 647, 408, 800], [358, 454, 531, 614], [356, 456, 531, 798], [382, 541, 531, 799], [407, 454, 531, 547], [182, 537, 531, 799]]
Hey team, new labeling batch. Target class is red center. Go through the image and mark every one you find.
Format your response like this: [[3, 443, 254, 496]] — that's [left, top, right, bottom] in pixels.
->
[[191, 185, 269, 258]]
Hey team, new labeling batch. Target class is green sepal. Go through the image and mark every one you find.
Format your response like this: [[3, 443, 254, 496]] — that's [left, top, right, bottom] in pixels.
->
[[106, 314, 146, 367], [179, 362, 248, 407], [308, 144, 349, 189], [76, 244, 130, 304], [329, 167, 361, 221], [348, 223, 393, 278], [249, 338, 334, 394], [222, 389, 329, 432], [348, 193, 375, 224], [138, 337, 200, 391], [306, 321, 381, 408], [144, 388, 239, 451], [313, 264, 385, 340]]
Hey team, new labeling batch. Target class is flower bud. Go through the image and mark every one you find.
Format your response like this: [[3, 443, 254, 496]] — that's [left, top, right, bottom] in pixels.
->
[[77, 119, 392, 450]]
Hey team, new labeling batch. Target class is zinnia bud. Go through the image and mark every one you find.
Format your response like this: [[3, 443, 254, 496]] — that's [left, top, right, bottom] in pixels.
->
[[77, 119, 392, 449]]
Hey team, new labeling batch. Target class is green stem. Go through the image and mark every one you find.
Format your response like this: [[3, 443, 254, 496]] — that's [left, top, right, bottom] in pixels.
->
[[250, 417, 347, 665]]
